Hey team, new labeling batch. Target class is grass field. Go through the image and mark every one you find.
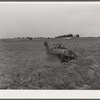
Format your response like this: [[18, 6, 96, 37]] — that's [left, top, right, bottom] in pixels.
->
[[0, 37, 100, 89]]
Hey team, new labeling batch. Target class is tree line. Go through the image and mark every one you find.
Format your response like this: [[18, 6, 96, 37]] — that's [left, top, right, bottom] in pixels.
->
[[55, 34, 80, 38]]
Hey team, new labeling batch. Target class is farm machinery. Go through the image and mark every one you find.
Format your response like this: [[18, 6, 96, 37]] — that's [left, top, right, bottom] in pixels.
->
[[44, 41, 77, 63]]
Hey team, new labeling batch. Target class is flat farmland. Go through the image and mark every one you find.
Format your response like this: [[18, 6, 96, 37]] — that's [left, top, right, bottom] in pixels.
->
[[0, 37, 100, 89]]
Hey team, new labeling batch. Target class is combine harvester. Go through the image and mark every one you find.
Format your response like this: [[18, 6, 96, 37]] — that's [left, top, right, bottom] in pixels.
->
[[44, 41, 77, 63]]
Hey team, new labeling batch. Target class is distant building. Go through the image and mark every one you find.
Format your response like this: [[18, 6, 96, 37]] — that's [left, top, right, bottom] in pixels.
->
[[63, 37, 71, 39]]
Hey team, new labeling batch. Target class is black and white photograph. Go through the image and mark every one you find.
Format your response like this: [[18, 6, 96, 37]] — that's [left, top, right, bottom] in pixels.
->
[[1, 2, 100, 90]]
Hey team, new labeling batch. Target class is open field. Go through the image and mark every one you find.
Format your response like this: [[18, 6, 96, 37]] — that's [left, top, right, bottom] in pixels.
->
[[0, 37, 100, 89]]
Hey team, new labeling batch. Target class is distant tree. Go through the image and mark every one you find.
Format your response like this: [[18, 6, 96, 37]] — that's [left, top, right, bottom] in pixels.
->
[[26, 37, 32, 40], [75, 34, 80, 37], [29, 37, 32, 40], [26, 37, 29, 39], [66, 34, 73, 37], [55, 34, 73, 38]]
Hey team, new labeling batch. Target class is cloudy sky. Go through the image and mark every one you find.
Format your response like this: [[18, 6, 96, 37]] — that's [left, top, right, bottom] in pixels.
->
[[0, 2, 100, 38]]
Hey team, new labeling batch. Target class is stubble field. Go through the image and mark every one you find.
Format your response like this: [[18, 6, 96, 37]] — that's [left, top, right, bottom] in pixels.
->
[[0, 37, 100, 89]]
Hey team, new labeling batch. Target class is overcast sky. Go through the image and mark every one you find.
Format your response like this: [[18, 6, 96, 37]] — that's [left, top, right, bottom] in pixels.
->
[[0, 2, 100, 38]]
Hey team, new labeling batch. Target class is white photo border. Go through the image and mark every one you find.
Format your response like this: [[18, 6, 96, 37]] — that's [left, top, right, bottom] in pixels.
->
[[0, 1, 100, 99]]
